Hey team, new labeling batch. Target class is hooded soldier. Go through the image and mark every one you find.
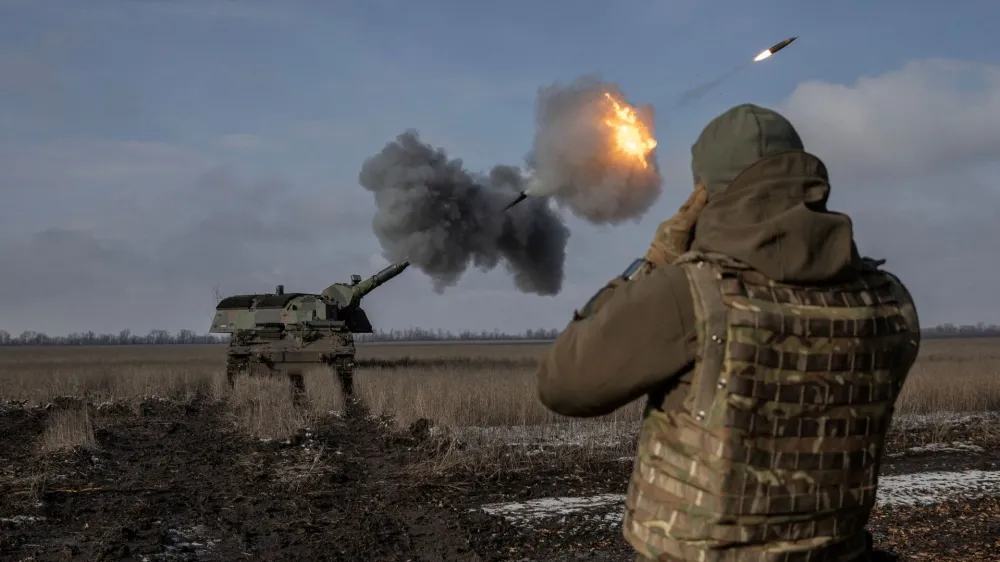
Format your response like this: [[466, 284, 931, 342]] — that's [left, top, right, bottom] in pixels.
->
[[536, 104, 920, 562]]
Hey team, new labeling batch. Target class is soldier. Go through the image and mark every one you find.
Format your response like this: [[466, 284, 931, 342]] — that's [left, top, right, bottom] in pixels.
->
[[536, 104, 920, 562]]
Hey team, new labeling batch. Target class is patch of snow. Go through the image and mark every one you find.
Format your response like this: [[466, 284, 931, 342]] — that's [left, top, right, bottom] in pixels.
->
[[891, 411, 1000, 431], [481, 494, 626, 528], [887, 441, 985, 458], [454, 420, 639, 448], [142, 524, 220, 561], [478, 470, 1000, 526], [482, 494, 625, 518], [0, 515, 46, 527], [452, 410, 999, 449], [877, 470, 1000, 507]]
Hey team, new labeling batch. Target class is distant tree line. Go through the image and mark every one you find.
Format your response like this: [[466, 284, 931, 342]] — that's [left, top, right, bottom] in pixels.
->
[[354, 327, 562, 342], [920, 323, 1000, 339], [0, 324, 996, 346], [0, 327, 561, 346], [0, 329, 221, 346]]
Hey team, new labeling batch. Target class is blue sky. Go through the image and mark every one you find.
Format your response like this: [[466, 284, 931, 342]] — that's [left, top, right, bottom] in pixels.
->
[[1, 0, 998, 335]]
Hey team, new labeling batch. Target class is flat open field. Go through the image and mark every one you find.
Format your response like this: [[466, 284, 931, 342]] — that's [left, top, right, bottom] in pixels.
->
[[2, 339, 999, 561]]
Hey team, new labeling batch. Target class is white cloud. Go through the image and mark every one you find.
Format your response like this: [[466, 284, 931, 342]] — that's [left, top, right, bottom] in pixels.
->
[[775, 58, 1000, 326], [781, 59, 1000, 182]]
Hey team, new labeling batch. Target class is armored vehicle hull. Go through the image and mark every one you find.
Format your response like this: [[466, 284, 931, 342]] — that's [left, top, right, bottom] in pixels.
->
[[209, 261, 409, 398], [224, 320, 358, 398]]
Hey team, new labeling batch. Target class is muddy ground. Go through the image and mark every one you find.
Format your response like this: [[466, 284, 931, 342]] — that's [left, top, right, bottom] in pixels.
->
[[2, 400, 999, 562]]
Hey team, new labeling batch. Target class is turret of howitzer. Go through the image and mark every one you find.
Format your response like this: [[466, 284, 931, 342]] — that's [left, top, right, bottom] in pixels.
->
[[321, 260, 410, 309], [209, 260, 410, 336], [208, 260, 410, 396]]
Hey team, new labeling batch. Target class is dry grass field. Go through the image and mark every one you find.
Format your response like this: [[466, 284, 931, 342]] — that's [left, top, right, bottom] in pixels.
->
[[1, 338, 999, 560], [2, 338, 998, 445]]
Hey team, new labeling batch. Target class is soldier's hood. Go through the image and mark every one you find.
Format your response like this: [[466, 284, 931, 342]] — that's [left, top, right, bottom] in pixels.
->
[[688, 104, 861, 283]]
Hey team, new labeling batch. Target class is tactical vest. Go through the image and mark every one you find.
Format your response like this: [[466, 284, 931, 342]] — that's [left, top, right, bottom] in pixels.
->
[[623, 252, 920, 562]]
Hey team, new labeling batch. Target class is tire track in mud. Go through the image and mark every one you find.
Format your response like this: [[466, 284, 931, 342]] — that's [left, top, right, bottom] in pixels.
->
[[335, 402, 484, 561], [0, 400, 488, 561]]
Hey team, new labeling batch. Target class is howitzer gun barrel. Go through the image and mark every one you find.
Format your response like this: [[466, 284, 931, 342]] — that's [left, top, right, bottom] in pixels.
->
[[353, 260, 410, 301], [320, 259, 411, 308], [503, 191, 528, 211]]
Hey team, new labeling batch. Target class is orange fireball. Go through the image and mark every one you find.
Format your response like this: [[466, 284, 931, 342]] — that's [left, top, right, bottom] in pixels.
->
[[602, 92, 658, 168]]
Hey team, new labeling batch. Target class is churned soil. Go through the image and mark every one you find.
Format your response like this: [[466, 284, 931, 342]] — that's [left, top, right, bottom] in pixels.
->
[[1, 400, 997, 561], [0, 399, 629, 561], [868, 497, 1000, 561]]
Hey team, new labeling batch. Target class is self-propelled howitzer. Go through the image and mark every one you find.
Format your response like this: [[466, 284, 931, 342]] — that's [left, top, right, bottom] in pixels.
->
[[209, 260, 410, 397]]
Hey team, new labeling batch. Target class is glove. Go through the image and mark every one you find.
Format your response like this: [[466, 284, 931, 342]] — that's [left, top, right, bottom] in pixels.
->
[[643, 183, 709, 268]]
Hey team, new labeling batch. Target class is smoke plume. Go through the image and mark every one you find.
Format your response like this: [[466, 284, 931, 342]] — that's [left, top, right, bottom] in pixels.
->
[[358, 131, 570, 295], [360, 75, 659, 293], [526, 75, 663, 224]]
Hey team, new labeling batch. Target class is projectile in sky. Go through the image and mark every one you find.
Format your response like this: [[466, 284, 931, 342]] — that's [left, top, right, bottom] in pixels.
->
[[753, 36, 797, 62]]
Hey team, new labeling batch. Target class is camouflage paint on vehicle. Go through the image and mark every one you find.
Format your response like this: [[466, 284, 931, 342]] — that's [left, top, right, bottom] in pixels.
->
[[209, 260, 410, 397]]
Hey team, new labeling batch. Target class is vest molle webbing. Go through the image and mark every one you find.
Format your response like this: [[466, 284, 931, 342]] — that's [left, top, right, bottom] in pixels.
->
[[623, 252, 920, 562]]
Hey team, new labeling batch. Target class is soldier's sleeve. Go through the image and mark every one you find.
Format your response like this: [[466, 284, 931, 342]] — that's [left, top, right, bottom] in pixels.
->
[[886, 270, 922, 373], [535, 264, 698, 418]]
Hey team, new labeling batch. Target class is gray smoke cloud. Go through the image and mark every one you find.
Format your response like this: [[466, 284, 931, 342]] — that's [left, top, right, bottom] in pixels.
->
[[527, 75, 663, 224], [359, 131, 570, 295], [360, 76, 660, 293]]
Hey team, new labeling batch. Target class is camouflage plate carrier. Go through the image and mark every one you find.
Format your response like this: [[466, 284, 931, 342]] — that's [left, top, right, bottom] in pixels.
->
[[208, 261, 409, 398], [624, 251, 920, 562]]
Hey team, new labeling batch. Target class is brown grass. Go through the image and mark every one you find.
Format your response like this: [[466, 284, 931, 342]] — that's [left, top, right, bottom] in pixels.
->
[[355, 338, 1000, 422], [356, 365, 643, 434], [226, 367, 348, 440], [40, 408, 96, 453], [895, 339, 1000, 415], [3, 338, 1000, 456], [0, 345, 227, 406], [354, 362, 643, 474], [300, 367, 344, 415], [228, 375, 309, 440], [1, 367, 228, 407]]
